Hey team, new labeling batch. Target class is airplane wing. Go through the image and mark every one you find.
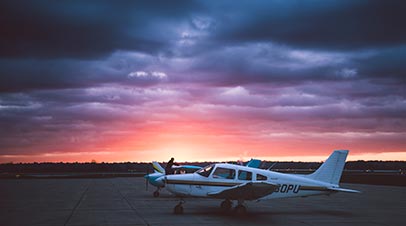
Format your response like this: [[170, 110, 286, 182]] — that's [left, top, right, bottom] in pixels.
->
[[207, 181, 279, 200]]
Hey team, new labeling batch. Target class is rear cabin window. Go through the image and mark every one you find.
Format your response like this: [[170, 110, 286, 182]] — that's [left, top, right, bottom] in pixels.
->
[[238, 170, 252, 180], [212, 167, 236, 179], [256, 174, 267, 181]]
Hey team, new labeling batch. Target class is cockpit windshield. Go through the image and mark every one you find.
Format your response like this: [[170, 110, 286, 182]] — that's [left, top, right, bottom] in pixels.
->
[[196, 164, 214, 177]]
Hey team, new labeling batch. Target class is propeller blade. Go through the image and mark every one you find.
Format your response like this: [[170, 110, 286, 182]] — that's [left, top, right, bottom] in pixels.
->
[[145, 167, 149, 191]]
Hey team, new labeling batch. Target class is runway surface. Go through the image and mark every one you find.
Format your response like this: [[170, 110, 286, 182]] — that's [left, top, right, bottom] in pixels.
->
[[0, 177, 405, 226]]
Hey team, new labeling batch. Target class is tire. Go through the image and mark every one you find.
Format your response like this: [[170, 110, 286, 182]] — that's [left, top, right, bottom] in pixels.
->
[[174, 204, 184, 214]]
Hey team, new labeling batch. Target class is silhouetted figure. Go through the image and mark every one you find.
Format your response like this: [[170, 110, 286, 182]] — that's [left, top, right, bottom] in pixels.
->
[[165, 157, 178, 175]]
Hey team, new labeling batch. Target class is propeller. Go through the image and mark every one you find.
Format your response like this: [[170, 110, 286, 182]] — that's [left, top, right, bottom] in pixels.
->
[[144, 166, 150, 191]]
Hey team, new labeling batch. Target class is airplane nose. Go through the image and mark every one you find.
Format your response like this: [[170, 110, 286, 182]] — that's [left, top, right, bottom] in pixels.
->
[[155, 176, 166, 187]]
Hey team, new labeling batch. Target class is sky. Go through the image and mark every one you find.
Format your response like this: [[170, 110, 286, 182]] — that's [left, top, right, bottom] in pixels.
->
[[0, 0, 405, 163]]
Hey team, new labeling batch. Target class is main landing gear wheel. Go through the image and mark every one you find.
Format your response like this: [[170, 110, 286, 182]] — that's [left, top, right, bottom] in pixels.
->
[[220, 199, 232, 211], [173, 202, 184, 214], [234, 205, 247, 215], [153, 191, 160, 197]]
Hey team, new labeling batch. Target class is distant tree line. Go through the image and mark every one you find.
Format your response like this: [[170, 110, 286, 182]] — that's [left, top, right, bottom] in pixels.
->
[[1, 160, 405, 173]]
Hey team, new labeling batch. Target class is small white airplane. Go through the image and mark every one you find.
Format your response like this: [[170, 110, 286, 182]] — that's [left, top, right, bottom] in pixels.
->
[[158, 150, 360, 214]]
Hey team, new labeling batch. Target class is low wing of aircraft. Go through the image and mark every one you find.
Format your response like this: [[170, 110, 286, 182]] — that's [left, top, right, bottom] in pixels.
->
[[159, 150, 360, 214], [208, 181, 278, 200]]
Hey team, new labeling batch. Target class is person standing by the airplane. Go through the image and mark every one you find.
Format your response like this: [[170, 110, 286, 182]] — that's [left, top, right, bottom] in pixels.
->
[[165, 157, 178, 175]]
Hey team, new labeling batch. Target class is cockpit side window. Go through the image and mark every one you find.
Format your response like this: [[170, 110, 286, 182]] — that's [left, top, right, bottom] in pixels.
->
[[238, 170, 252, 180], [256, 174, 267, 181], [196, 164, 214, 177], [212, 167, 236, 179]]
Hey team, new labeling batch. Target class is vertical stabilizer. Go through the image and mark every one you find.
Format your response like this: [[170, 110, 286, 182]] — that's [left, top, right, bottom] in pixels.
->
[[307, 150, 348, 185]]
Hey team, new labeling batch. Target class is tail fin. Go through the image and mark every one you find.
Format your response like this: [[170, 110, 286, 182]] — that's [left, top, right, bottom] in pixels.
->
[[307, 150, 348, 185], [152, 161, 165, 174]]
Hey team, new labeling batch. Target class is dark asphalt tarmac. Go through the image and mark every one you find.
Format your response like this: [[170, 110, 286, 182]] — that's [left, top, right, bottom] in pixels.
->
[[0, 177, 405, 226]]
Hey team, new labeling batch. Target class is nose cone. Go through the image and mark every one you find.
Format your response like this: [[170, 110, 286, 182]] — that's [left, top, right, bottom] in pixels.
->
[[144, 173, 165, 187], [155, 175, 166, 187]]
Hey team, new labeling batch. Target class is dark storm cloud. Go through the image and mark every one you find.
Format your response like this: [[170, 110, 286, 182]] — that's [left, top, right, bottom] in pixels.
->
[[0, 0, 200, 92], [0, 88, 145, 154], [211, 0, 406, 50], [1, 0, 405, 93], [354, 46, 406, 81], [0, 59, 93, 92], [0, 51, 168, 92], [0, 0, 201, 59], [176, 44, 349, 85]]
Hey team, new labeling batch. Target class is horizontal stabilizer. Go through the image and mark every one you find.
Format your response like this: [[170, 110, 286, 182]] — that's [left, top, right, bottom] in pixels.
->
[[328, 187, 360, 193], [208, 181, 278, 200]]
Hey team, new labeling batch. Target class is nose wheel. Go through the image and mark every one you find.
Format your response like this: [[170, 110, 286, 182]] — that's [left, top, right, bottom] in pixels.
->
[[152, 186, 162, 197]]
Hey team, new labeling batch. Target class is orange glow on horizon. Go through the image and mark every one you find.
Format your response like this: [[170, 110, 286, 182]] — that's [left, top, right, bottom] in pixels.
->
[[1, 117, 405, 163], [2, 150, 406, 164]]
